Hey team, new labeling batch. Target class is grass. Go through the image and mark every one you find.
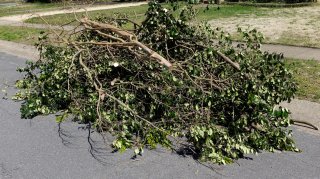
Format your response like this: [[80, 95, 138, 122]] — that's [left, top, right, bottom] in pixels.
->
[[26, 3, 149, 25], [0, 2, 83, 17], [195, 4, 269, 21], [276, 32, 320, 48], [25, 4, 270, 25], [2, 2, 320, 48], [0, 26, 44, 44], [285, 58, 320, 103], [0, 0, 19, 2]]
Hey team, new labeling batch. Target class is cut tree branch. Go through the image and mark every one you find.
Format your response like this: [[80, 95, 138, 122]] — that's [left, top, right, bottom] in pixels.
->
[[79, 18, 172, 68], [216, 51, 240, 71]]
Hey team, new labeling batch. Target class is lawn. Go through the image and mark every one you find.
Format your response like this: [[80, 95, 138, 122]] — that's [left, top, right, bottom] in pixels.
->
[[2, 2, 320, 48], [0, 2, 86, 17], [24, 2, 320, 48], [209, 2, 320, 48], [0, 0, 19, 2], [26, 2, 149, 25], [285, 58, 320, 103], [25, 4, 270, 25], [0, 26, 44, 44]]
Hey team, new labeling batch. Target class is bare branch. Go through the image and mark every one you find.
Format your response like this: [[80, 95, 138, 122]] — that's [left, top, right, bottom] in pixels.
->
[[77, 18, 172, 68], [216, 51, 240, 71]]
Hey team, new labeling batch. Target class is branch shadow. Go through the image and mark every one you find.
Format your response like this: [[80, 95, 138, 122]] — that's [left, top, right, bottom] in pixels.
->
[[57, 122, 74, 146], [173, 144, 227, 176], [84, 123, 117, 166], [57, 121, 117, 166]]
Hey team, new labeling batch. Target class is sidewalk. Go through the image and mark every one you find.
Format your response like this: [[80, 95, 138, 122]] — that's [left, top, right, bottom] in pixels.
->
[[1, 39, 319, 62], [262, 44, 320, 61], [0, 40, 38, 61]]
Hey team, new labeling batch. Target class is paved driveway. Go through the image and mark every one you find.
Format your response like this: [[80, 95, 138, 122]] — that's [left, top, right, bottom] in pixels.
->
[[1, 52, 320, 179]]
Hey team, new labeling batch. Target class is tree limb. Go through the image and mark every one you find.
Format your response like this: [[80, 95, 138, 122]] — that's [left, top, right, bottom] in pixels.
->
[[79, 18, 172, 68]]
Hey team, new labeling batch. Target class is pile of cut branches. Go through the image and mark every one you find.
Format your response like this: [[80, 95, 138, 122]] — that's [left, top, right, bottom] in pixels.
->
[[15, 1, 299, 164]]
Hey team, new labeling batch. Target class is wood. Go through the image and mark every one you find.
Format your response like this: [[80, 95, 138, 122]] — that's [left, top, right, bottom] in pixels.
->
[[79, 18, 172, 68], [217, 51, 240, 71]]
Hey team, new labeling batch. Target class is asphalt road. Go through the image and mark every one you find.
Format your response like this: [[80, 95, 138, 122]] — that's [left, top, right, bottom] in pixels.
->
[[1, 52, 320, 179]]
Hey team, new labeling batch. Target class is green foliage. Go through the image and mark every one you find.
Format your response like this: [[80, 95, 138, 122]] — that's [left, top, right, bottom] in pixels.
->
[[15, 1, 298, 164]]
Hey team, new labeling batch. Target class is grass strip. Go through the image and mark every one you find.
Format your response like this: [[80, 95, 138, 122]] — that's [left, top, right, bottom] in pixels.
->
[[25, 4, 270, 25], [0, 25, 44, 44], [285, 58, 320, 103]]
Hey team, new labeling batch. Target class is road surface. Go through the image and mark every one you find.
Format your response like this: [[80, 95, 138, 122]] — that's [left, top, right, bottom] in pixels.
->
[[1, 52, 320, 179]]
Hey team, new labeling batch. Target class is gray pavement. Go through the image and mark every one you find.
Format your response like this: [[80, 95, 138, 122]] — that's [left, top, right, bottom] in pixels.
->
[[281, 100, 320, 136], [0, 40, 38, 61], [1, 52, 320, 179], [262, 44, 320, 61], [1, 40, 320, 63]]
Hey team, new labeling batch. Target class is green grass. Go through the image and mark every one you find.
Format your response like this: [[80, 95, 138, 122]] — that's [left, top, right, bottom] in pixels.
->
[[0, 26, 44, 44], [276, 32, 320, 48], [26, 3, 149, 25], [0, 0, 19, 2], [195, 4, 269, 21], [285, 58, 320, 103], [0, 2, 80, 17], [25, 4, 270, 25]]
